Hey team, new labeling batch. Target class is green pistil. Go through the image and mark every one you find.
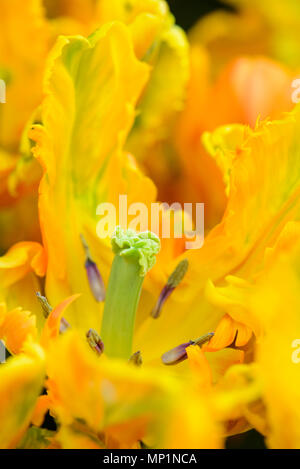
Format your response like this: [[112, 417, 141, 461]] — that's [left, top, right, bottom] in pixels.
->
[[100, 227, 160, 359]]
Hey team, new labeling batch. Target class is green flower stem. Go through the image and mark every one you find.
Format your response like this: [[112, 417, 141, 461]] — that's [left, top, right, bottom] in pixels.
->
[[100, 227, 160, 359], [100, 255, 144, 358]]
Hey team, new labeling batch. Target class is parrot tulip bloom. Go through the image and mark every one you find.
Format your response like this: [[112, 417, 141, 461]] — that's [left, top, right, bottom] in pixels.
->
[[1, 0, 300, 450]]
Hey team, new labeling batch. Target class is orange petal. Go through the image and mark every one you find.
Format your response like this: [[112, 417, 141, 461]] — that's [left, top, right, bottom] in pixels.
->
[[204, 314, 236, 352], [31, 395, 51, 427], [0, 242, 46, 288], [40, 294, 81, 349], [235, 323, 253, 347], [187, 345, 212, 390], [0, 304, 37, 354]]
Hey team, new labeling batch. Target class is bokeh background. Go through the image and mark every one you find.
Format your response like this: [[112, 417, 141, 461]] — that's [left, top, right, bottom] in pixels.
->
[[169, 0, 233, 31]]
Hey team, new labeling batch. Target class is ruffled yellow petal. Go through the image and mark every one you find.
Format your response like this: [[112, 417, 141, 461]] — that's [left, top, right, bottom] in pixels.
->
[[0, 242, 47, 332], [195, 104, 300, 340], [127, 25, 189, 160], [137, 103, 300, 372], [248, 237, 300, 447], [186, 345, 212, 391], [0, 0, 50, 150], [205, 222, 300, 340], [205, 315, 236, 352], [30, 23, 151, 332], [204, 313, 253, 352], [163, 390, 223, 449], [0, 115, 42, 253], [97, 0, 172, 61], [213, 363, 262, 427], [202, 124, 246, 197], [0, 303, 37, 355], [202, 221, 300, 446], [44, 0, 169, 32], [0, 343, 45, 449], [206, 348, 245, 386], [204, 278, 261, 338], [46, 331, 170, 434], [189, 104, 300, 283], [0, 242, 46, 288], [46, 331, 222, 448]]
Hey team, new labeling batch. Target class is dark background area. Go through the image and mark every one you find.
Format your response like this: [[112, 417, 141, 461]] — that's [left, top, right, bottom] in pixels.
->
[[168, 0, 233, 31], [166, 0, 267, 450]]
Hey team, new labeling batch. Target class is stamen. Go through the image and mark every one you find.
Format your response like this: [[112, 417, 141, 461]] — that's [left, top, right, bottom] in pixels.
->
[[161, 341, 194, 366], [193, 333, 215, 347], [167, 259, 189, 289], [36, 292, 52, 318], [80, 234, 105, 302], [129, 351, 143, 367], [36, 292, 71, 332], [86, 329, 104, 356], [151, 259, 189, 319], [162, 332, 214, 366], [60, 317, 71, 333]]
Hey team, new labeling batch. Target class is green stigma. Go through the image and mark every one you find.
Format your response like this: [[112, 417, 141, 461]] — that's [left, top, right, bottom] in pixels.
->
[[111, 226, 160, 277], [100, 227, 160, 359]]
